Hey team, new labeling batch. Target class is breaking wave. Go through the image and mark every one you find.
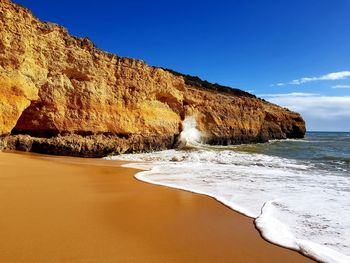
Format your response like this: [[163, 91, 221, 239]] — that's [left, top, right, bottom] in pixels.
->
[[105, 132, 350, 263]]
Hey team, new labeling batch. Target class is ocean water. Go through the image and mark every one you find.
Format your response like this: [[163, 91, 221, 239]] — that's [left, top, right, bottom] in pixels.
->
[[105, 131, 350, 263]]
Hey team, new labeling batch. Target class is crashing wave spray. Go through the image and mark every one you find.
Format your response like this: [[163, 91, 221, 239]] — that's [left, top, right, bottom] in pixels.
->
[[179, 116, 202, 147]]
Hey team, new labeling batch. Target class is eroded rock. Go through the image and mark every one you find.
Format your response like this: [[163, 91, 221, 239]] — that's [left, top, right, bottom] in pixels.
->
[[0, 0, 305, 157]]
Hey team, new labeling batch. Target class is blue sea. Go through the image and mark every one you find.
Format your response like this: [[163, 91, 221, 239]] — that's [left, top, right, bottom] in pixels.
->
[[106, 131, 350, 263]]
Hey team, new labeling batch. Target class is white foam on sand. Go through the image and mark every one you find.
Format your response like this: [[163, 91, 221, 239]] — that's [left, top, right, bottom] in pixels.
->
[[105, 149, 350, 263]]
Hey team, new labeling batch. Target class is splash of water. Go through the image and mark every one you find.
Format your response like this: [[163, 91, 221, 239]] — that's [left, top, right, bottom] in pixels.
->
[[179, 116, 202, 146]]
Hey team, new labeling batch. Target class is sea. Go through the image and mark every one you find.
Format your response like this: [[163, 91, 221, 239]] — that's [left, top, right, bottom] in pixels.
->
[[105, 121, 350, 263]]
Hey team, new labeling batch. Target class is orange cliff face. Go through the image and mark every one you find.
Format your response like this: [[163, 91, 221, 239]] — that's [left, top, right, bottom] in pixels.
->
[[0, 0, 305, 157]]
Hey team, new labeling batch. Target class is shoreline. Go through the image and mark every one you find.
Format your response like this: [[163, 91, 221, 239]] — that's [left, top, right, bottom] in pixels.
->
[[128, 164, 318, 262], [0, 151, 313, 262]]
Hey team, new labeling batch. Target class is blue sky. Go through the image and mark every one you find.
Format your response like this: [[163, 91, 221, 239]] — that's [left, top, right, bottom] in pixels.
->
[[15, 0, 350, 131]]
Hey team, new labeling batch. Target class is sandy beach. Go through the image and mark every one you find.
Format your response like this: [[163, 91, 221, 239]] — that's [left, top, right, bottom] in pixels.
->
[[0, 151, 313, 262]]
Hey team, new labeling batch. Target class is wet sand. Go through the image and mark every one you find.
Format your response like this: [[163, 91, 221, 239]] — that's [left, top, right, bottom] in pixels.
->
[[0, 151, 313, 262]]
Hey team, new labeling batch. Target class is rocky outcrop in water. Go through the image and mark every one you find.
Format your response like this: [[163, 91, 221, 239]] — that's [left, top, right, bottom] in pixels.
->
[[0, 0, 305, 157]]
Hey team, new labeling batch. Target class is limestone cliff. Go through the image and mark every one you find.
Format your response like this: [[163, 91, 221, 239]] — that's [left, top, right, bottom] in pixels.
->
[[0, 0, 305, 157]]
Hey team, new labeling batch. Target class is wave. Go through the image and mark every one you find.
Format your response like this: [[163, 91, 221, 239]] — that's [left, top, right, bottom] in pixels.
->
[[105, 148, 350, 263]]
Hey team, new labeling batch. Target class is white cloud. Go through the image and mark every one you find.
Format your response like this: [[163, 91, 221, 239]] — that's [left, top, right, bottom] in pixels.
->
[[262, 93, 350, 131], [272, 71, 350, 86], [332, 85, 350, 89]]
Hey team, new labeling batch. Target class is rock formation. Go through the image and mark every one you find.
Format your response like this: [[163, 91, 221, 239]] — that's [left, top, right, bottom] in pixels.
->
[[0, 0, 305, 157]]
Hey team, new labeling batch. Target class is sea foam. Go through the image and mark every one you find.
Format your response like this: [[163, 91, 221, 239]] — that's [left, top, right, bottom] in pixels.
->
[[105, 148, 350, 263], [105, 122, 350, 263]]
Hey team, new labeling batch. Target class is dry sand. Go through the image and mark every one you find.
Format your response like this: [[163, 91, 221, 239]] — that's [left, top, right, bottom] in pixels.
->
[[0, 151, 313, 262]]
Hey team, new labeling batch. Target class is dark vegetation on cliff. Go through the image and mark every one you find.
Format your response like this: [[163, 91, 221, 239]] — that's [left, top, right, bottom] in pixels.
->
[[162, 68, 257, 99]]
